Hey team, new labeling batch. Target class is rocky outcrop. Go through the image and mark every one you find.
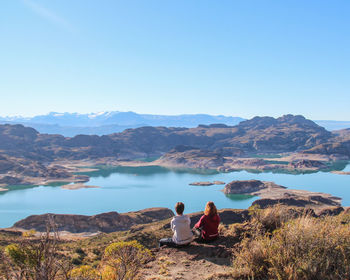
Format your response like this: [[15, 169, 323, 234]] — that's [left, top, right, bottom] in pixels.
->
[[288, 159, 327, 169], [0, 156, 88, 187], [0, 175, 24, 185], [189, 181, 225, 186], [232, 114, 332, 152], [60, 183, 100, 190], [223, 180, 270, 194], [223, 180, 341, 209], [317, 206, 344, 217], [331, 171, 350, 175], [189, 181, 214, 186], [157, 147, 226, 169], [252, 196, 340, 209], [13, 207, 174, 233], [332, 128, 350, 141], [303, 140, 350, 159]]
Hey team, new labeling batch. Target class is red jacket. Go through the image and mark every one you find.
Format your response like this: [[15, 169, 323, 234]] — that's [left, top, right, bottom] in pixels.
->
[[195, 214, 220, 240]]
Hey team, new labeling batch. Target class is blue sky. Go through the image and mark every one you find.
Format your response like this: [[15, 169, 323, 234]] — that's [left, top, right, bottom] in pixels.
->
[[1, 0, 349, 120]]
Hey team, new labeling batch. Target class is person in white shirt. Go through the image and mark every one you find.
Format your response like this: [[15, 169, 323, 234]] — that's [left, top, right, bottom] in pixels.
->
[[159, 202, 193, 247]]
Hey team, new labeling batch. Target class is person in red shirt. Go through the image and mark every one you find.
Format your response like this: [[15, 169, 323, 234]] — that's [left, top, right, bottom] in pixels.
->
[[193, 201, 220, 242]]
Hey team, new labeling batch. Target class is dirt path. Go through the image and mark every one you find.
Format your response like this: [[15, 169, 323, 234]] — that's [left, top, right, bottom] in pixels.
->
[[140, 238, 234, 280]]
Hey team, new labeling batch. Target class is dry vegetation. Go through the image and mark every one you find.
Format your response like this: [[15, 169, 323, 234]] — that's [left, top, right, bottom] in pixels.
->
[[0, 227, 152, 280], [1, 207, 350, 280], [231, 206, 350, 280]]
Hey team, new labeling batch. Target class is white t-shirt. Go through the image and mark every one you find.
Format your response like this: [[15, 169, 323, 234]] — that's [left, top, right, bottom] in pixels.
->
[[171, 215, 193, 245]]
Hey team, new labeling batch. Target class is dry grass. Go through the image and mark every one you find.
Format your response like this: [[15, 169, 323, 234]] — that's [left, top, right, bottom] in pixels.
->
[[248, 204, 304, 233], [232, 213, 350, 280], [205, 272, 235, 280]]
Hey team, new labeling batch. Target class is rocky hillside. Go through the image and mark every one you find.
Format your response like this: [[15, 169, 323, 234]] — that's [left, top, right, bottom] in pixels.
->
[[0, 115, 334, 161], [333, 128, 350, 140], [13, 208, 174, 233], [303, 139, 350, 159], [0, 115, 345, 187]]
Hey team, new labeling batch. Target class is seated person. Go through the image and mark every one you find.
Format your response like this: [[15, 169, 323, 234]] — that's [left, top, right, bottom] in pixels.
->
[[159, 202, 193, 247], [193, 201, 220, 242]]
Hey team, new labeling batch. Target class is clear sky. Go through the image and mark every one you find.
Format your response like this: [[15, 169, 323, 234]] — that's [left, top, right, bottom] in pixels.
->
[[1, 0, 349, 120]]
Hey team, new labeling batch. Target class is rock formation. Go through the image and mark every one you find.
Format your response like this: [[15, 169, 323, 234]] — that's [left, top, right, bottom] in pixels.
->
[[223, 180, 269, 194], [288, 159, 327, 169], [13, 207, 174, 233], [303, 140, 350, 159], [223, 180, 341, 208]]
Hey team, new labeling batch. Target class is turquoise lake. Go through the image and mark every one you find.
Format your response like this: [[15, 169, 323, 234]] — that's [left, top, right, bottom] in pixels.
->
[[0, 163, 349, 228]]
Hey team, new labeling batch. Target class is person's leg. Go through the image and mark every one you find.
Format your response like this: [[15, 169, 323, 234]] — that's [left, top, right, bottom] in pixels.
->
[[159, 238, 177, 248], [192, 227, 202, 238], [192, 228, 204, 242]]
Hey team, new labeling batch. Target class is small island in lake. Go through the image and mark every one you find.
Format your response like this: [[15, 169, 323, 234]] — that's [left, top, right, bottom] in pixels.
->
[[60, 183, 100, 190], [223, 180, 341, 209], [189, 181, 225, 186]]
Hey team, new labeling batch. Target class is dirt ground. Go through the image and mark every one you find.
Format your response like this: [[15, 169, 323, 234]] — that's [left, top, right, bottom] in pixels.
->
[[140, 237, 235, 280]]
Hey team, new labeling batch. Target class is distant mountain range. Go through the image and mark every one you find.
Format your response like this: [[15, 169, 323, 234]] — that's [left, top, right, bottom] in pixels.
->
[[0, 112, 245, 136], [0, 111, 349, 136], [313, 120, 350, 131], [0, 114, 336, 162], [0, 114, 349, 187]]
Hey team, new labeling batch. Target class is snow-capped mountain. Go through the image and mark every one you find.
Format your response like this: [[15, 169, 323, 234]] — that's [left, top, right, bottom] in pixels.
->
[[0, 111, 245, 136]]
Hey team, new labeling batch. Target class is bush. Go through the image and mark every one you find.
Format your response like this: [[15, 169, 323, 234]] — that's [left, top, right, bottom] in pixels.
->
[[232, 215, 350, 279], [75, 247, 86, 256], [22, 229, 37, 238], [101, 240, 151, 280], [248, 204, 301, 233], [72, 257, 83, 265], [69, 265, 101, 280], [1, 228, 71, 280], [92, 248, 101, 256]]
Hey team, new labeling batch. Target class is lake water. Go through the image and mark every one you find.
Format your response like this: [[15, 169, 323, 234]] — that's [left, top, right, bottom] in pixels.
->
[[0, 163, 349, 228]]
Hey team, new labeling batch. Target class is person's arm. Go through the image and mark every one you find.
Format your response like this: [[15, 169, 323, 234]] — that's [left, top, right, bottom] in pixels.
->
[[171, 218, 175, 232], [216, 215, 221, 227], [186, 215, 191, 226], [194, 215, 205, 229]]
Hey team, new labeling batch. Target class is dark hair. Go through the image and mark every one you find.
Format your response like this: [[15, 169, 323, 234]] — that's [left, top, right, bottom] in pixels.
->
[[204, 201, 217, 216], [175, 202, 184, 215]]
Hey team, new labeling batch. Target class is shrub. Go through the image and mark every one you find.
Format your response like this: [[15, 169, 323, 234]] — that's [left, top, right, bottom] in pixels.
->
[[101, 240, 151, 280], [92, 248, 101, 256], [22, 229, 37, 238], [69, 265, 101, 280], [248, 204, 300, 233], [72, 257, 83, 265], [0, 249, 11, 279], [74, 247, 86, 256], [1, 228, 71, 280], [232, 215, 350, 279]]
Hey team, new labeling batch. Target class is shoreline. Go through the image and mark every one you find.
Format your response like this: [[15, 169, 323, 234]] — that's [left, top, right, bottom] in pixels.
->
[[0, 154, 348, 189]]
